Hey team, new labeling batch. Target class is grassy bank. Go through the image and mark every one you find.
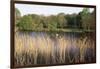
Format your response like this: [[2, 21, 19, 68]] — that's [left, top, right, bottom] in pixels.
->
[[17, 28, 95, 33]]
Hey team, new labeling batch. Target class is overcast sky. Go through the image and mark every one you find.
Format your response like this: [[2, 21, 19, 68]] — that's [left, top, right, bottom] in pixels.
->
[[15, 4, 94, 16]]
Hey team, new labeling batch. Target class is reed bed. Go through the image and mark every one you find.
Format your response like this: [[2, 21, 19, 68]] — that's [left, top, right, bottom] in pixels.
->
[[14, 32, 96, 66]]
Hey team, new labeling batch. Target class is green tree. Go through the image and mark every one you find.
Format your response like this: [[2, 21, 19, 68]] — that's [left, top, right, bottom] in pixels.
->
[[47, 15, 58, 31], [76, 12, 82, 29], [90, 10, 96, 30], [40, 15, 48, 28], [15, 8, 21, 24], [31, 14, 43, 31], [17, 15, 33, 31], [57, 13, 66, 28], [67, 14, 79, 29], [81, 8, 91, 30]]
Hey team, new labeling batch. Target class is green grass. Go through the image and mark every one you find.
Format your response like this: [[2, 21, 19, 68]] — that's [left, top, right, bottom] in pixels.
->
[[19, 28, 95, 33]]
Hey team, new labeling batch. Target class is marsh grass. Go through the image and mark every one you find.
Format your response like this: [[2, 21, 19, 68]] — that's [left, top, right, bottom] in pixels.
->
[[14, 32, 96, 66]]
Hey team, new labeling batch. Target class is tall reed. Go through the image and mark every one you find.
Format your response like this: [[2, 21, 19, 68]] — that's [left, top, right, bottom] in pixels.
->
[[14, 32, 95, 66]]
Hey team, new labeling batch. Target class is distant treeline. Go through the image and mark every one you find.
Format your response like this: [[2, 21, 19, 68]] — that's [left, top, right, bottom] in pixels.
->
[[15, 8, 95, 32]]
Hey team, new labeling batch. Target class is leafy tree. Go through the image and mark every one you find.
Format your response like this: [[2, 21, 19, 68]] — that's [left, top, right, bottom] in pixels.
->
[[40, 15, 48, 28], [16, 15, 33, 31], [57, 13, 66, 28], [67, 14, 78, 29], [31, 14, 43, 31], [89, 10, 96, 30], [15, 8, 21, 24], [81, 8, 91, 30], [47, 15, 58, 31], [16, 9, 95, 32], [76, 12, 82, 29]]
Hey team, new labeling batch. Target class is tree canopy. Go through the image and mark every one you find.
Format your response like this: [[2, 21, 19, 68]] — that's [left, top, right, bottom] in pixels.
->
[[15, 8, 21, 21], [15, 8, 95, 32]]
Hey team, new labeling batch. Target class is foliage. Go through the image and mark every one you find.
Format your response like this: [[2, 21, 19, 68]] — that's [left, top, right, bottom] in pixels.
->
[[16, 15, 33, 30], [15, 8, 21, 24], [47, 15, 58, 31], [15, 8, 95, 32], [57, 13, 67, 28], [80, 8, 95, 30]]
